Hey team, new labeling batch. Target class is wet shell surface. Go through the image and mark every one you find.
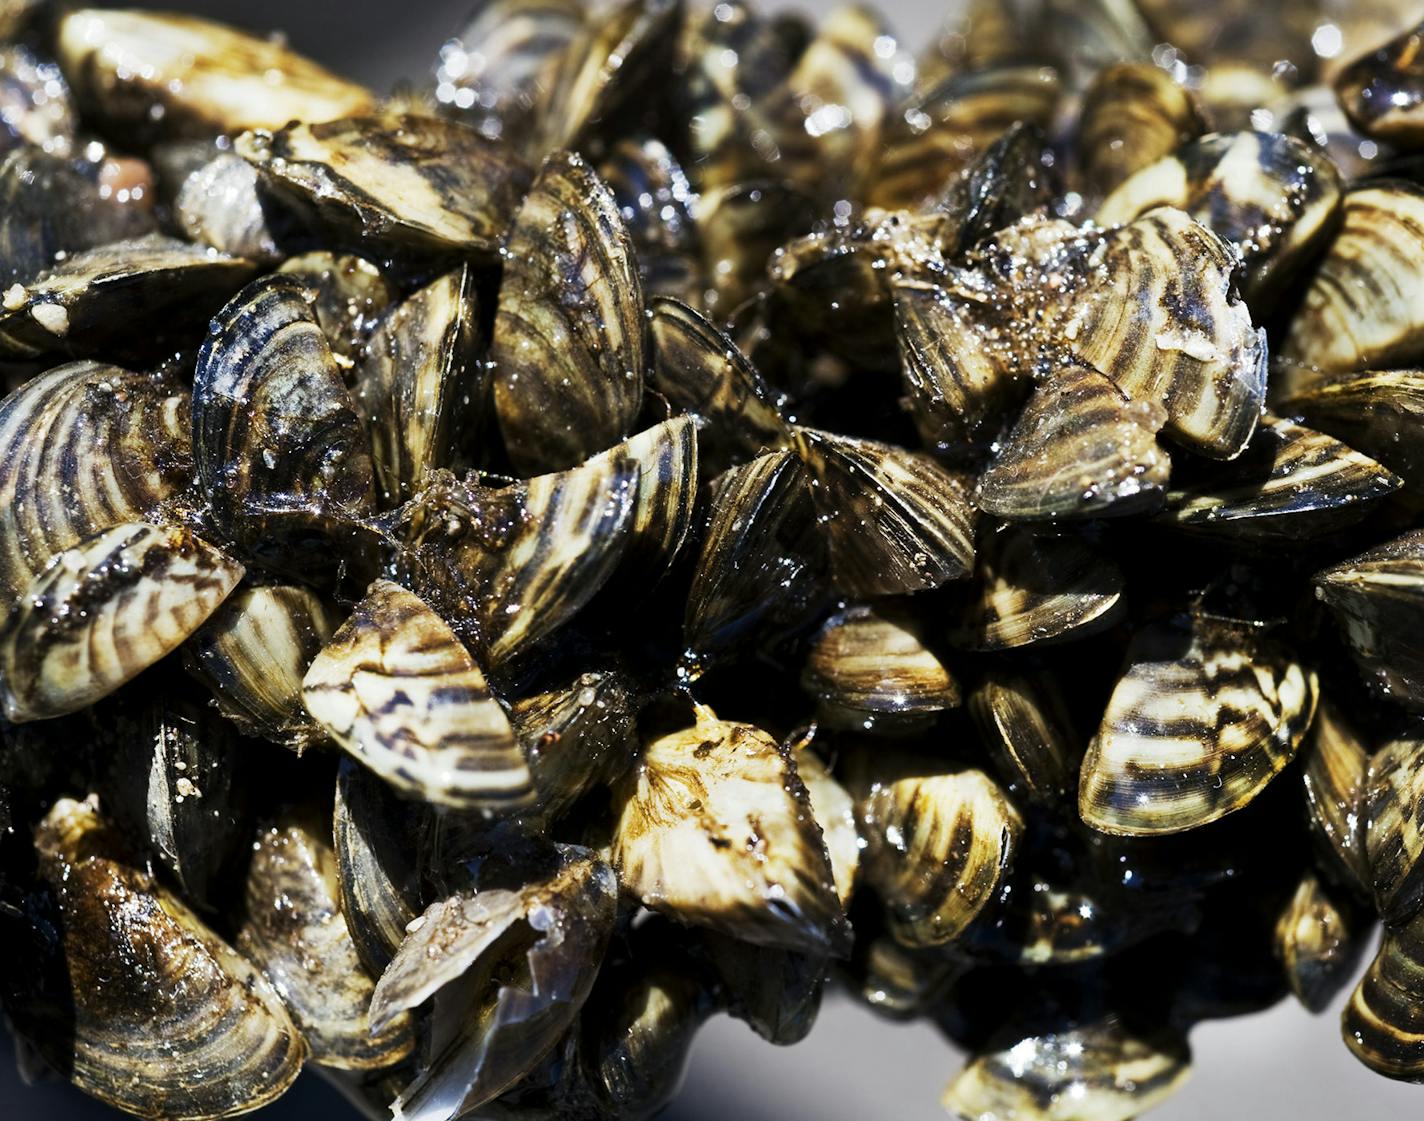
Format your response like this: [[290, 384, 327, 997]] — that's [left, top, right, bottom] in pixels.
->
[[1342, 907, 1424, 1081]]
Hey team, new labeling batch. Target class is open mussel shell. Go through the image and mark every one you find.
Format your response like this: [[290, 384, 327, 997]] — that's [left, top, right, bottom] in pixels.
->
[[1077, 62, 1204, 199], [302, 579, 534, 812], [949, 525, 1125, 650], [1334, 19, 1424, 149], [683, 449, 825, 663], [1078, 616, 1318, 837], [394, 456, 638, 667], [0, 522, 243, 723], [1282, 368, 1424, 491], [794, 746, 860, 907], [491, 149, 644, 475], [56, 8, 372, 142], [1097, 131, 1343, 310], [976, 362, 1170, 521], [1365, 737, 1424, 926], [237, 114, 531, 257], [25, 796, 305, 1118], [697, 930, 825, 1047], [1157, 415, 1401, 541], [0, 235, 255, 361], [801, 604, 960, 734], [969, 669, 1084, 808], [870, 63, 1062, 210], [1301, 697, 1373, 896], [1281, 183, 1424, 376], [333, 760, 426, 977], [0, 360, 192, 601], [371, 845, 618, 1120], [1343, 906, 1424, 1081], [174, 152, 282, 264], [193, 273, 374, 558], [354, 266, 480, 508], [793, 427, 976, 598], [612, 707, 849, 956], [239, 808, 414, 1072], [1274, 871, 1371, 1014], [1315, 531, 1424, 713], [942, 1014, 1192, 1121], [184, 583, 336, 749], [853, 755, 1023, 949], [277, 251, 395, 372], [648, 297, 791, 465]]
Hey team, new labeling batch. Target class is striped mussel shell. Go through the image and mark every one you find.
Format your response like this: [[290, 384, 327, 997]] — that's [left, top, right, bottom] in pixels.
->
[[237, 806, 414, 1070], [1343, 906, 1424, 1081], [333, 760, 426, 978], [1315, 531, 1424, 713], [183, 583, 337, 749], [933, 121, 1061, 260], [1300, 697, 1373, 896], [1281, 369, 1424, 491], [56, 8, 373, 142], [1157, 414, 1401, 541], [237, 114, 531, 257], [0, 522, 243, 723], [598, 138, 702, 307], [1274, 870, 1371, 1014], [850, 750, 1023, 949], [0, 234, 255, 361], [353, 266, 482, 508], [370, 844, 618, 1120], [1097, 131, 1344, 311], [968, 668, 1084, 808], [1076, 62, 1205, 199], [869, 63, 1062, 211], [0, 360, 192, 602], [1275, 81, 1395, 182], [393, 455, 638, 667], [975, 362, 1171, 521], [1365, 737, 1424, 926], [1334, 19, 1424, 149], [844, 932, 961, 1020], [795, 744, 860, 906], [277, 251, 394, 372], [696, 928, 825, 1046], [801, 604, 960, 734], [694, 178, 817, 314], [301, 579, 535, 812], [173, 152, 282, 264], [491, 150, 644, 475], [942, 1014, 1192, 1121], [1280, 183, 1424, 376], [1078, 615, 1318, 837], [22, 796, 305, 1118], [948, 524, 1126, 650], [611, 706, 849, 955], [792, 427, 976, 598]]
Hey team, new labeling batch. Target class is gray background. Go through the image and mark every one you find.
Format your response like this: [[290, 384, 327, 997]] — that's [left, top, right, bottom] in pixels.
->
[[2, 1, 1420, 1118]]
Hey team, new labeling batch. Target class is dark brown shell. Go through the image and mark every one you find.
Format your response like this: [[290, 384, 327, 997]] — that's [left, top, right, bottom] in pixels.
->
[[1366, 737, 1424, 926], [968, 668, 1084, 808], [1301, 697, 1373, 897], [1282, 369, 1424, 491], [1275, 871, 1370, 1014], [1335, 20, 1424, 149], [1342, 907, 1424, 1081]]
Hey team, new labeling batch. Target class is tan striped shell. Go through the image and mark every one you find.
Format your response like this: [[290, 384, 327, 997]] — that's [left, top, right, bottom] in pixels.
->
[[1342, 907, 1424, 1081]]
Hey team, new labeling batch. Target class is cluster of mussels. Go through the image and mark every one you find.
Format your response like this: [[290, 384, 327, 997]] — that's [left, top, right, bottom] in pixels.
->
[[5, 0, 1424, 1119]]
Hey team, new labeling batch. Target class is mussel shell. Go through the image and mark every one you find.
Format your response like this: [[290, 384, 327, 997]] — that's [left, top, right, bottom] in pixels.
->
[[354, 266, 481, 508], [184, 583, 336, 748], [948, 525, 1125, 650], [795, 746, 859, 907], [239, 808, 414, 1070], [56, 8, 373, 142], [968, 668, 1083, 808], [1096, 131, 1344, 310], [975, 362, 1170, 521], [193, 273, 374, 557], [394, 456, 638, 667], [302, 579, 535, 812], [1280, 183, 1424, 375], [0, 360, 192, 601], [1315, 531, 1424, 713], [28, 797, 306, 1118], [0, 45, 77, 155], [697, 931, 824, 1046], [1282, 368, 1424, 491], [0, 523, 243, 723], [0, 235, 255, 361], [1078, 617, 1318, 836], [599, 138, 702, 306], [237, 114, 531, 257], [1366, 737, 1424, 926], [1275, 871, 1370, 1014], [174, 151, 282, 264], [801, 604, 960, 733], [1343, 907, 1424, 1081], [1301, 697, 1373, 897], [842, 933, 961, 1020], [695, 179, 818, 314], [611, 708, 849, 956], [277, 251, 394, 372], [934, 121, 1060, 258], [1334, 20, 1424, 148], [1077, 62, 1204, 198], [491, 150, 644, 475], [1157, 414, 1401, 540], [793, 427, 976, 598]]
